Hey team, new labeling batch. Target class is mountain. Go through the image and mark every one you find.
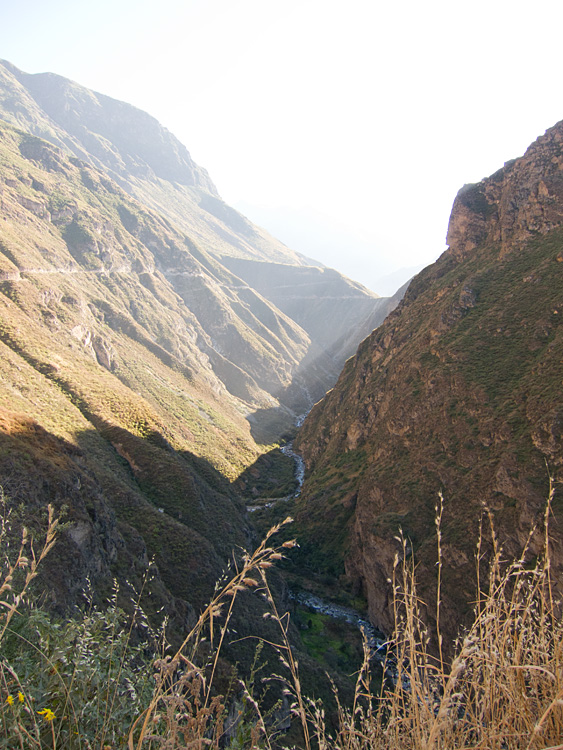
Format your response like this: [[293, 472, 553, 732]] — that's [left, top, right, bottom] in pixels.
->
[[0, 59, 396, 420], [219, 257, 405, 365], [0, 117, 258, 623], [294, 120, 563, 643], [0, 60, 404, 634], [232, 201, 406, 295]]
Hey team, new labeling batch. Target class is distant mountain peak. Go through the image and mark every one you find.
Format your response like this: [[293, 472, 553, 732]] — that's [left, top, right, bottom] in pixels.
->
[[1, 59, 218, 192]]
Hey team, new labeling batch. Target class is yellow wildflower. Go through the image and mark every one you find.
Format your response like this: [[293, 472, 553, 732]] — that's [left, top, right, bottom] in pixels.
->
[[17, 692, 24, 704], [5, 695, 14, 706], [37, 708, 56, 722]]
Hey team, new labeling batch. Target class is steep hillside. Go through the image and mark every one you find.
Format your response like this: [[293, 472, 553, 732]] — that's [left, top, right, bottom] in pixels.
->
[[0, 118, 266, 622], [295, 121, 563, 642], [0, 58, 418, 661], [0, 59, 392, 410], [0, 60, 292, 263], [221, 258, 405, 364]]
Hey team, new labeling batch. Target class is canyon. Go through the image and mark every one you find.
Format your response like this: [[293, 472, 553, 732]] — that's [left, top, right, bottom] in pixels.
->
[[0, 57, 562, 678], [0, 60, 403, 639]]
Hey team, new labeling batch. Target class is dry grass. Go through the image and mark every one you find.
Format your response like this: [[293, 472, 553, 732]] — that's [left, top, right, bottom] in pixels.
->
[[126, 482, 563, 749], [127, 517, 299, 750], [0, 488, 562, 749], [0, 496, 59, 748], [0, 502, 58, 644], [300, 484, 563, 750]]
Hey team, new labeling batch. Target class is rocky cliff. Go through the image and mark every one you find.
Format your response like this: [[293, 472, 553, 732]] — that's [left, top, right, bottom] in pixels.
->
[[295, 120, 563, 642]]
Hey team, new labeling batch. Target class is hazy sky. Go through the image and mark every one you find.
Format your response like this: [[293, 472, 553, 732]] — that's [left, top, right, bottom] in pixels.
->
[[2, 0, 563, 292]]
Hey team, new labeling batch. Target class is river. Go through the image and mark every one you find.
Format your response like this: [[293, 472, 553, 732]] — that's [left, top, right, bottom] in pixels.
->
[[246, 440, 306, 512], [292, 591, 388, 662], [248, 432, 389, 663], [279, 441, 306, 495]]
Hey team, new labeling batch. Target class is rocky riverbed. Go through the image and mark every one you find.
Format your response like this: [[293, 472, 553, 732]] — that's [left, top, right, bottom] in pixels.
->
[[246, 440, 306, 512], [293, 591, 387, 662]]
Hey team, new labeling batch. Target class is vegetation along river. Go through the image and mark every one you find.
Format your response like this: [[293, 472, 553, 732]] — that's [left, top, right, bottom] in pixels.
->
[[249, 433, 388, 663]]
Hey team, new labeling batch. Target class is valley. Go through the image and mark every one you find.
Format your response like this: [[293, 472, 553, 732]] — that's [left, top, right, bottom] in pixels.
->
[[0, 60, 401, 687], [0, 56, 562, 748]]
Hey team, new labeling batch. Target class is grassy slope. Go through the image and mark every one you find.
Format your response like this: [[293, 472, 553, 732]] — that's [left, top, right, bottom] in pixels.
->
[[0, 60, 389, 414], [0, 120, 277, 624], [295, 222, 563, 637]]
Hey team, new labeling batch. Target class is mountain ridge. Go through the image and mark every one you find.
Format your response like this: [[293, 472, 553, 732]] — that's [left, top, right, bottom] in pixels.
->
[[0, 59, 400, 422], [0, 58, 218, 192], [0, 57, 412, 654], [294, 118, 563, 642]]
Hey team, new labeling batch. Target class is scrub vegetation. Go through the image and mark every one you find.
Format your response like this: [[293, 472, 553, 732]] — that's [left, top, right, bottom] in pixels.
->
[[1, 490, 561, 749]]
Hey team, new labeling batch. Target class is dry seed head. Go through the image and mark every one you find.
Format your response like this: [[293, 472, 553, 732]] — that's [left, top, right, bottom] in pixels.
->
[[282, 539, 297, 548], [242, 577, 258, 587]]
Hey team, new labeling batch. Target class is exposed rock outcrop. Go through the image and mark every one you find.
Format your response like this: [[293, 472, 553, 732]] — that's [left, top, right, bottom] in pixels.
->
[[295, 119, 563, 646], [447, 122, 563, 259]]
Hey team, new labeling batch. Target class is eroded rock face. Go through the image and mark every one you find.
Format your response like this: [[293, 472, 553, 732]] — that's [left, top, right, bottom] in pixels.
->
[[447, 122, 563, 260], [295, 119, 563, 647]]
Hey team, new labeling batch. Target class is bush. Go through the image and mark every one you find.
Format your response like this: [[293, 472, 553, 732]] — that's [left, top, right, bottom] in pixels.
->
[[0, 495, 156, 748]]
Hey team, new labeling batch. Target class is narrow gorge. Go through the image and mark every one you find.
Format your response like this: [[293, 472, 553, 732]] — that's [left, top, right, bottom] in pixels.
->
[[0, 57, 562, 704], [0, 59, 406, 673]]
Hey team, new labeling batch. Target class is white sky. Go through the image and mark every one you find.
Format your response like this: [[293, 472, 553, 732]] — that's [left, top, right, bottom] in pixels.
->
[[2, 0, 563, 291]]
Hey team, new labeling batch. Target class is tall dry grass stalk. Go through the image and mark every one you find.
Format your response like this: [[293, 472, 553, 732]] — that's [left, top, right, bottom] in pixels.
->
[[305, 482, 563, 750], [1, 488, 561, 749], [127, 485, 563, 749], [0, 497, 59, 748], [128, 516, 298, 750], [0, 499, 58, 643]]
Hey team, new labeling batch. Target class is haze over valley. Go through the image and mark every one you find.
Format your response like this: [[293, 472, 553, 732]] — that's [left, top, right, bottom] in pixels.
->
[[0, 11, 562, 741]]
